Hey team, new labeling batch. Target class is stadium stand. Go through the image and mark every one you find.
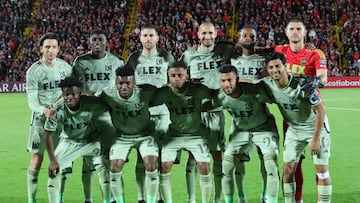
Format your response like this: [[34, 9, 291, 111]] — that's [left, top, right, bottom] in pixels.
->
[[0, 0, 35, 81], [2, 0, 130, 82], [1, 0, 359, 81]]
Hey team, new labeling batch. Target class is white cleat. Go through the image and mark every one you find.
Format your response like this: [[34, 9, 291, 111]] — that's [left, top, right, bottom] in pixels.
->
[[261, 195, 268, 203]]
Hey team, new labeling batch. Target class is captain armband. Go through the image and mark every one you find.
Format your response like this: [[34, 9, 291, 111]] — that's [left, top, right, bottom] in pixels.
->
[[309, 91, 321, 105]]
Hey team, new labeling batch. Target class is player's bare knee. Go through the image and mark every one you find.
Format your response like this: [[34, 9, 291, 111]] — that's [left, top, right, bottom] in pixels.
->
[[160, 162, 172, 173], [144, 156, 158, 171], [315, 164, 328, 173], [283, 162, 296, 180], [109, 159, 125, 173], [197, 162, 210, 175], [30, 153, 44, 169]]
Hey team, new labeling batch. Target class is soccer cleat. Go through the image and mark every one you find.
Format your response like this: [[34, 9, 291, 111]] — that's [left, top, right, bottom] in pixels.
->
[[238, 197, 247, 203], [187, 200, 196, 203], [261, 195, 268, 203], [111, 201, 116, 203], [295, 201, 303, 203], [158, 199, 165, 203], [84, 201, 92, 203], [138, 200, 146, 203]]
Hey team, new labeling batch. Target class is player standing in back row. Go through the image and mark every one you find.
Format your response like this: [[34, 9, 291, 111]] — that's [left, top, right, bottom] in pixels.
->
[[229, 25, 270, 203], [180, 21, 225, 203], [26, 32, 72, 203], [126, 24, 174, 203], [275, 17, 328, 203], [72, 29, 125, 203]]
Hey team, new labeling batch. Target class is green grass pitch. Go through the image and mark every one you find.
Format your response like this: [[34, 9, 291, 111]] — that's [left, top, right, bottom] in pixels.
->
[[0, 88, 359, 202]]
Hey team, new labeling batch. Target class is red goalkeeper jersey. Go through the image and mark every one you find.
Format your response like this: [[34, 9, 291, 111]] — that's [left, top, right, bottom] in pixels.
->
[[275, 45, 327, 77]]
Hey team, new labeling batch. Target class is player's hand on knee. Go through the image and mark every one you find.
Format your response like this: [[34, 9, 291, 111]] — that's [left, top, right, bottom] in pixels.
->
[[48, 161, 60, 178]]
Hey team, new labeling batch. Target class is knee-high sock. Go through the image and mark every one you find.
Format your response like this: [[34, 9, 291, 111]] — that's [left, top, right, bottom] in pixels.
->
[[82, 165, 93, 201], [185, 158, 197, 201], [258, 153, 267, 197], [213, 161, 223, 202], [110, 171, 125, 203], [318, 185, 332, 203], [145, 170, 159, 203], [264, 154, 279, 203], [96, 164, 111, 202], [234, 158, 246, 199], [59, 172, 67, 202], [27, 168, 39, 202], [294, 159, 303, 201], [135, 161, 145, 200], [200, 173, 213, 203], [160, 173, 172, 203], [222, 156, 235, 203], [283, 182, 295, 203], [47, 176, 60, 203]]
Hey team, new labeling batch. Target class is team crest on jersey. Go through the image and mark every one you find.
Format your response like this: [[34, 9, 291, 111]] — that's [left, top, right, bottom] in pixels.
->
[[60, 71, 66, 78], [300, 58, 307, 65], [43, 76, 48, 81], [105, 65, 112, 71], [245, 103, 252, 109], [85, 67, 90, 71], [81, 113, 91, 122], [289, 97, 296, 103], [156, 58, 163, 65]]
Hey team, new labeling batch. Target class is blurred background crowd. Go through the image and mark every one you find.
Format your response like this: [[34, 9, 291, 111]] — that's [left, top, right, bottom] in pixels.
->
[[1, 0, 359, 82]]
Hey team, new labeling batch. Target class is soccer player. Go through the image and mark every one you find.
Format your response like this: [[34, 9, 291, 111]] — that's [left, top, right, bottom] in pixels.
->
[[180, 21, 226, 203], [153, 61, 213, 203], [72, 29, 125, 203], [26, 32, 72, 203], [275, 17, 328, 203], [263, 52, 332, 203], [215, 64, 279, 203], [126, 24, 174, 203], [99, 66, 160, 203], [73, 29, 125, 95], [229, 25, 270, 203], [44, 76, 113, 203]]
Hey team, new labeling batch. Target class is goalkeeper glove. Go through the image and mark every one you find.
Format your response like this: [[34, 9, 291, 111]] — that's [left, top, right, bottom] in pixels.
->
[[300, 76, 323, 97]]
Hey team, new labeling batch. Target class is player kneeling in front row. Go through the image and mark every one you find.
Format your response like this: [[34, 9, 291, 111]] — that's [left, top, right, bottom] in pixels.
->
[[263, 52, 332, 203], [215, 64, 280, 203], [44, 77, 114, 203], [99, 66, 160, 203], [152, 61, 214, 203]]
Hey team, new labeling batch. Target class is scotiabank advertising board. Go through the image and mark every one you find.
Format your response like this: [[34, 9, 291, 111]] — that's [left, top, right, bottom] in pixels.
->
[[325, 76, 360, 88], [0, 77, 360, 93]]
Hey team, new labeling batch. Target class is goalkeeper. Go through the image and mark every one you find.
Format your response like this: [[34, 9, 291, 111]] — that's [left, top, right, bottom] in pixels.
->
[[275, 17, 328, 203]]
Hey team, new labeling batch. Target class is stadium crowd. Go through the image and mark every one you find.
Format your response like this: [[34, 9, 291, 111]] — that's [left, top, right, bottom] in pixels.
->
[[1, 0, 129, 82], [338, 0, 360, 76], [129, 0, 232, 59], [0, 0, 359, 82]]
